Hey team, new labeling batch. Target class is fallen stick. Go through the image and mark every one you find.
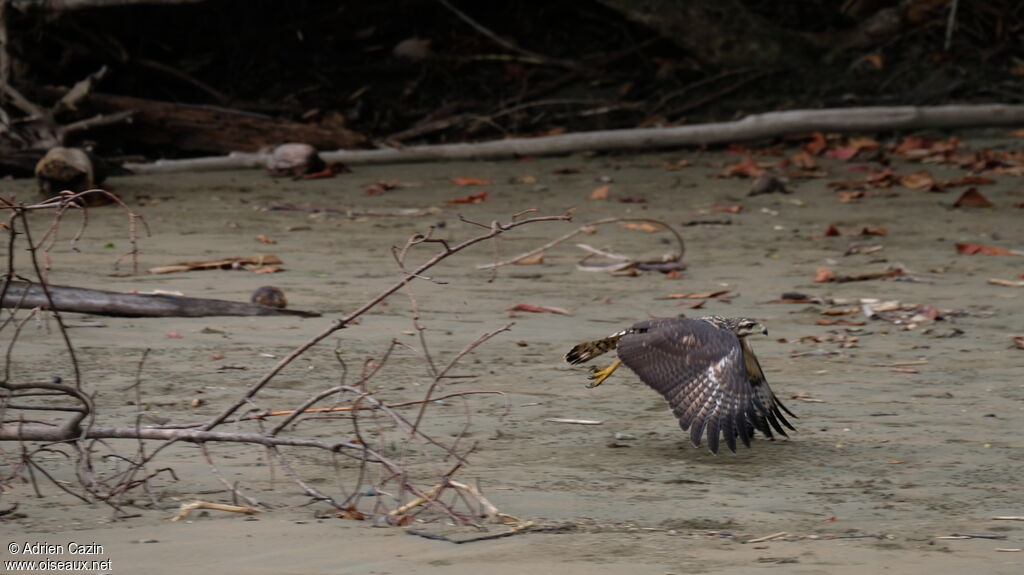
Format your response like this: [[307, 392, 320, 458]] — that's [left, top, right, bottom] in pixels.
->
[[170, 500, 261, 522], [544, 418, 603, 425], [744, 531, 789, 544], [478, 217, 685, 270], [124, 104, 1024, 174], [2, 281, 320, 318], [148, 254, 283, 274]]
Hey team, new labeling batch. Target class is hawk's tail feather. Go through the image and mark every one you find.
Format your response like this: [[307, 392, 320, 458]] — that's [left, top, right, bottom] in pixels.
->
[[564, 328, 639, 365]]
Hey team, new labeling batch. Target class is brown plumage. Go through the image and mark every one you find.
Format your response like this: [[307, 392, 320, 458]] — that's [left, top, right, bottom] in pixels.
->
[[566, 316, 795, 454]]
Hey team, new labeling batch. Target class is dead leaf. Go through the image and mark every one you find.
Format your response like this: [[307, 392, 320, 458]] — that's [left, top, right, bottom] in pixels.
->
[[1014, 336, 1024, 350], [956, 243, 1023, 256], [821, 308, 860, 315], [616, 196, 647, 203], [663, 290, 730, 300], [814, 268, 836, 283], [507, 303, 571, 315], [714, 204, 743, 213], [899, 170, 936, 189], [451, 177, 491, 186], [365, 180, 400, 196], [824, 225, 841, 237], [255, 234, 276, 244], [946, 175, 995, 187], [252, 266, 285, 274], [619, 221, 663, 233], [587, 185, 610, 200], [510, 175, 537, 184], [340, 505, 366, 521], [662, 158, 691, 170], [826, 146, 861, 161], [514, 253, 544, 265], [860, 226, 887, 236], [836, 190, 869, 203], [952, 188, 994, 208], [719, 155, 765, 178], [816, 319, 866, 326], [804, 132, 827, 155], [790, 151, 817, 169], [446, 190, 489, 204]]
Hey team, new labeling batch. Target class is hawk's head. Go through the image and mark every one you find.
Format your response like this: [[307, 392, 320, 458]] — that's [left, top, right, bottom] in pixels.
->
[[700, 316, 767, 338]]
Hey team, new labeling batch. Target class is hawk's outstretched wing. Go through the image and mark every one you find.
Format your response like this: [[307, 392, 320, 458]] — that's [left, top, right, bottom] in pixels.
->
[[615, 317, 793, 454]]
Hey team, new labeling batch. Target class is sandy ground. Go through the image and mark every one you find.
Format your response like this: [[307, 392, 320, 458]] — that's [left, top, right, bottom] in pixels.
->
[[2, 138, 1023, 574]]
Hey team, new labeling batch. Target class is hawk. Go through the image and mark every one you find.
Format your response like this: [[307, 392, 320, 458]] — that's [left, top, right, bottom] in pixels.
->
[[565, 316, 795, 454]]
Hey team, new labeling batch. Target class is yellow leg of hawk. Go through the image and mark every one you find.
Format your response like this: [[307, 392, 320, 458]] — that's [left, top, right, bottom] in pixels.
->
[[587, 358, 622, 389]]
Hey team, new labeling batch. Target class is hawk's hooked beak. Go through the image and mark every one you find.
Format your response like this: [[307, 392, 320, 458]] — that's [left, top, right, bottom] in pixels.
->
[[759, 324, 768, 336]]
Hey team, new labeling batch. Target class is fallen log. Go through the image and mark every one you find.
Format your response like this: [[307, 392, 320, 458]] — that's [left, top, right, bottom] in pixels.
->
[[2, 281, 320, 317], [34, 87, 365, 155], [124, 104, 1024, 173]]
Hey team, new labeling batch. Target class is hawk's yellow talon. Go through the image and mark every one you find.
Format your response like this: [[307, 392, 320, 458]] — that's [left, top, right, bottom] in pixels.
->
[[586, 358, 622, 389]]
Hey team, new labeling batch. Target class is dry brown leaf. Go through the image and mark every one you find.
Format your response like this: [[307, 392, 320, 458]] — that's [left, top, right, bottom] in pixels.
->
[[860, 226, 887, 236], [255, 234, 276, 244], [821, 308, 860, 316], [952, 188, 994, 208], [507, 303, 571, 315], [451, 177, 491, 186], [836, 190, 869, 203], [719, 155, 766, 178], [804, 132, 827, 155], [956, 243, 1023, 256], [1014, 336, 1024, 350], [588, 185, 610, 200], [946, 175, 995, 187], [814, 267, 836, 283], [619, 221, 663, 233], [662, 158, 691, 170], [446, 191, 489, 204], [899, 170, 936, 189], [714, 204, 744, 213]]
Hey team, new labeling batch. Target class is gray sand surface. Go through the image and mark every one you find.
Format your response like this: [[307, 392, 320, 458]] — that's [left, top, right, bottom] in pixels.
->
[[2, 142, 1022, 574]]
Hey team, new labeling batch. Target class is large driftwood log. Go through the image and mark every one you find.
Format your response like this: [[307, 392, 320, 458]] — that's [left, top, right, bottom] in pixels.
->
[[125, 104, 1024, 174], [35, 87, 365, 155], [2, 281, 320, 317]]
